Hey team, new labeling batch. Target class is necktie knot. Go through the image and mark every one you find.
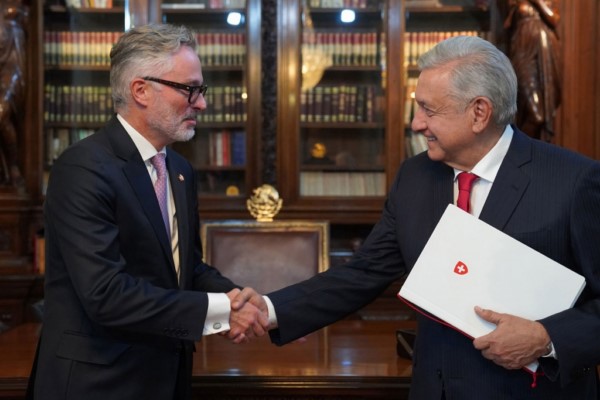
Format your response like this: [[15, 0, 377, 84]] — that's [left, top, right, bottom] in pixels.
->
[[457, 172, 479, 213], [150, 153, 170, 238]]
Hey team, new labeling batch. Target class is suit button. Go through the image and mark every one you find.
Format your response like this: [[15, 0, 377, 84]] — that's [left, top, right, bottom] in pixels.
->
[[213, 322, 222, 330]]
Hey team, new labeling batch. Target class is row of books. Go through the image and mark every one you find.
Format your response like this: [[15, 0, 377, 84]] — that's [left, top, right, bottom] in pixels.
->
[[308, 0, 374, 8], [300, 171, 385, 196], [162, 0, 246, 9], [64, 0, 116, 8], [43, 83, 247, 125], [206, 130, 246, 167], [46, 128, 95, 165], [44, 85, 113, 124], [197, 33, 246, 67], [404, 30, 489, 67], [303, 31, 379, 67], [405, 129, 428, 158], [196, 86, 247, 123], [44, 31, 122, 67], [404, 76, 418, 126], [300, 84, 382, 124], [44, 31, 246, 68]]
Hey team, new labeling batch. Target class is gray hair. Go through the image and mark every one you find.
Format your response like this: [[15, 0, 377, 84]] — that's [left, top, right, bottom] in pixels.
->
[[110, 23, 198, 111], [417, 35, 517, 126]]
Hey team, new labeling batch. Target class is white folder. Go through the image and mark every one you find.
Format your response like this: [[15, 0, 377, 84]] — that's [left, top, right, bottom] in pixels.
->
[[398, 204, 586, 372]]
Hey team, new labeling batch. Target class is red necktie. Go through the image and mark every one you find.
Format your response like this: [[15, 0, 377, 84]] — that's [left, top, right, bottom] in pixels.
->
[[457, 172, 479, 213]]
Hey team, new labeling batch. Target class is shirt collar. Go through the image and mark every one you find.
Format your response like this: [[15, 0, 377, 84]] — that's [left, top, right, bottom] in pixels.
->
[[454, 125, 513, 183], [117, 114, 166, 162]]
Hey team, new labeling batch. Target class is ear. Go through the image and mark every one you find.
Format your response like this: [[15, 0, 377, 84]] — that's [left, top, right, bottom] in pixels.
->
[[471, 97, 493, 133], [130, 78, 151, 106]]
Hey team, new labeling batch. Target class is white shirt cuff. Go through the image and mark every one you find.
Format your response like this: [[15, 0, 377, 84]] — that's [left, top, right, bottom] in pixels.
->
[[542, 341, 558, 359], [203, 292, 230, 336], [263, 295, 278, 329]]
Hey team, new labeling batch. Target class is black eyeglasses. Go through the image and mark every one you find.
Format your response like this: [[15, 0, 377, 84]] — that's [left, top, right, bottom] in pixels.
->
[[143, 76, 208, 104]]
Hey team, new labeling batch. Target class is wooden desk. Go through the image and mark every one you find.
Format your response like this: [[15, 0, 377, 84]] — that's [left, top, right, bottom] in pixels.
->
[[0, 320, 413, 400]]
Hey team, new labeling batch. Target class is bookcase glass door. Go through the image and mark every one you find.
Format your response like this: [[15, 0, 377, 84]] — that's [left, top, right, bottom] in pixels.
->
[[163, 0, 252, 199], [42, 1, 126, 194], [299, 1, 387, 197]]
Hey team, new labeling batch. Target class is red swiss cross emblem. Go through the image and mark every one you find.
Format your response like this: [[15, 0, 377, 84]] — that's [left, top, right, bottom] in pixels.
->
[[454, 261, 469, 275]]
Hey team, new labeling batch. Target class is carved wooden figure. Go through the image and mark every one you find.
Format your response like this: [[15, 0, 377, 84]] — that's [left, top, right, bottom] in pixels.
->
[[0, 0, 27, 187], [502, 0, 561, 142]]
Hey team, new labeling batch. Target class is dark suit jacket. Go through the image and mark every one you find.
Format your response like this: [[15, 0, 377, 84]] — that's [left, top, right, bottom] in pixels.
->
[[33, 116, 238, 400], [268, 127, 600, 399]]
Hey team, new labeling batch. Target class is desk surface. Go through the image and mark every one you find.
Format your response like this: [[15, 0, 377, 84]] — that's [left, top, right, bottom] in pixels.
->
[[1, 320, 413, 399]]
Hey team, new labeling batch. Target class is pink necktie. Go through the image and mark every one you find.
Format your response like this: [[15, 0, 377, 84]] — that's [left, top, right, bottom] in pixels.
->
[[457, 172, 479, 213], [150, 153, 170, 238]]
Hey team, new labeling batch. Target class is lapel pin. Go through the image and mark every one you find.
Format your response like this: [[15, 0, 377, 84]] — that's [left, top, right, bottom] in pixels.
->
[[178, 174, 184, 182]]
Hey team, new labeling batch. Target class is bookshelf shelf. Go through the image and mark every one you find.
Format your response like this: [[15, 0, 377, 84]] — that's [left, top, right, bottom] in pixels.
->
[[40, 2, 127, 189], [46, 5, 126, 14], [276, 0, 496, 222], [301, 165, 384, 172], [301, 122, 383, 129], [277, 0, 397, 213]]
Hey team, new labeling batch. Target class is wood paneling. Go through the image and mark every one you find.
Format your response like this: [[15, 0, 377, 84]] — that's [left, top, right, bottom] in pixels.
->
[[557, 0, 600, 159]]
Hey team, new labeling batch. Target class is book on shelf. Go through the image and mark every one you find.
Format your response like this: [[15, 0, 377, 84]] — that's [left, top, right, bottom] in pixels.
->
[[65, 0, 114, 8], [44, 31, 122, 66], [46, 128, 96, 165], [161, 2, 207, 10], [304, 30, 378, 68], [197, 31, 246, 67], [309, 0, 369, 10], [197, 85, 246, 123], [162, 0, 245, 11], [231, 130, 246, 166], [405, 130, 428, 158], [404, 77, 418, 125], [301, 84, 379, 124], [44, 85, 113, 124], [207, 130, 246, 167], [300, 171, 385, 196], [404, 31, 485, 67]]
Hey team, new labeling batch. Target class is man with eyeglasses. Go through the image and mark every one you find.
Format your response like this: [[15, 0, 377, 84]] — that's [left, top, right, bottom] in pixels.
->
[[29, 23, 267, 400]]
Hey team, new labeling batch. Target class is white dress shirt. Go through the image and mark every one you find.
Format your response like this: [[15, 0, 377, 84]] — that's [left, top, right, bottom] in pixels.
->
[[117, 114, 230, 336], [453, 125, 513, 217]]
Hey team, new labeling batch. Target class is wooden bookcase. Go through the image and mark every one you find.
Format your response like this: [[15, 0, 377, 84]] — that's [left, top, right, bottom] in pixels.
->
[[275, 0, 497, 226], [41, 3, 126, 194]]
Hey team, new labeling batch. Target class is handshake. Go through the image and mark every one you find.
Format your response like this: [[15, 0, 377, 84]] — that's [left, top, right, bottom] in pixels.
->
[[225, 287, 271, 344]]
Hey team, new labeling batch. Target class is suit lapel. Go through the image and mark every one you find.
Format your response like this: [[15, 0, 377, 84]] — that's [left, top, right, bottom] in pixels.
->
[[104, 117, 177, 278], [479, 128, 532, 231]]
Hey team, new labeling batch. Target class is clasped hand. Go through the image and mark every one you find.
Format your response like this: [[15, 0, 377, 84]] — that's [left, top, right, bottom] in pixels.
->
[[472, 306, 551, 369], [225, 288, 269, 344]]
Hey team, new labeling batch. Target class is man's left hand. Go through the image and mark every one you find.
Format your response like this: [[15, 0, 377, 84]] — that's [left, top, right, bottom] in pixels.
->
[[472, 306, 551, 369]]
